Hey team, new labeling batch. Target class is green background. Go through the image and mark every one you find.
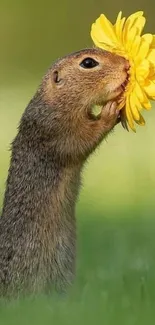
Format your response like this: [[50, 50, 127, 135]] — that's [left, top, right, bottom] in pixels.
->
[[1, 0, 155, 324]]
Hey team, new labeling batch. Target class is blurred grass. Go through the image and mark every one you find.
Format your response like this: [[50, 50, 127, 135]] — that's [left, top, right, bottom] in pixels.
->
[[1, 0, 155, 323], [1, 214, 155, 324]]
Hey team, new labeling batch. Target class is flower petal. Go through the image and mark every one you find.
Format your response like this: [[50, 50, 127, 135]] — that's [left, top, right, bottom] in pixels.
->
[[142, 98, 152, 110], [134, 15, 146, 35], [90, 32, 109, 50], [150, 35, 155, 49], [135, 38, 150, 64], [91, 15, 117, 49], [124, 11, 144, 32], [135, 113, 145, 126], [147, 49, 155, 65], [144, 80, 155, 97], [123, 12, 145, 48], [125, 96, 136, 131], [136, 59, 150, 81], [129, 92, 145, 126], [149, 64, 155, 79], [134, 82, 151, 110], [115, 11, 122, 25], [120, 108, 129, 130], [99, 14, 118, 42], [130, 35, 141, 56], [142, 33, 153, 45], [123, 25, 138, 50], [114, 12, 122, 38], [117, 17, 126, 42], [129, 92, 141, 121], [118, 97, 126, 110]]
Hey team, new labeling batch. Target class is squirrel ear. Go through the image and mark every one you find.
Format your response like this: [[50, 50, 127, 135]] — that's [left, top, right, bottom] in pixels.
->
[[53, 70, 62, 84]]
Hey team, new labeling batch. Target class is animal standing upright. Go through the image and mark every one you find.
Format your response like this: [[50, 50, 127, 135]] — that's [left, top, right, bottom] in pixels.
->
[[0, 48, 129, 298]]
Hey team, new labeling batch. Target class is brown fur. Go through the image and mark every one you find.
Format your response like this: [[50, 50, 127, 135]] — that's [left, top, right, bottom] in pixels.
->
[[0, 48, 128, 298]]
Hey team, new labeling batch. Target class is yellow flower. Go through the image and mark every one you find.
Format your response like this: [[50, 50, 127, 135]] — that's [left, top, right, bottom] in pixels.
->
[[91, 11, 155, 131]]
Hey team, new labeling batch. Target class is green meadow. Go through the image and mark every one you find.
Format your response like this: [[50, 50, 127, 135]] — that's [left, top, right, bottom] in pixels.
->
[[1, 0, 155, 323]]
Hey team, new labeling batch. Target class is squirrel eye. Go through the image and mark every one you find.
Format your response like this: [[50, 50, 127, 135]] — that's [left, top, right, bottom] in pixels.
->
[[80, 57, 99, 69]]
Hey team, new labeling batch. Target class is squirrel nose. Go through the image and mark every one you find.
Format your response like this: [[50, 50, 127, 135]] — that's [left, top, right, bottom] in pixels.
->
[[124, 59, 130, 71]]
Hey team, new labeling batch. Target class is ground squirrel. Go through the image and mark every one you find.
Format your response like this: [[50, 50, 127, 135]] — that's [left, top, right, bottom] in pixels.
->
[[0, 48, 129, 298]]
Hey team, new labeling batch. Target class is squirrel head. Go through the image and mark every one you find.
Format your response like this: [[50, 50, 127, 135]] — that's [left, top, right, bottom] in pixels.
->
[[21, 48, 129, 166], [44, 48, 129, 109]]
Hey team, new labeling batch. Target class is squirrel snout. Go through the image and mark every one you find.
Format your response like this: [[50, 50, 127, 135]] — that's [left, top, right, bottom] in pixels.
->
[[122, 57, 130, 72], [116, 54, 130, 72], [124, 60, 130, 71]]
